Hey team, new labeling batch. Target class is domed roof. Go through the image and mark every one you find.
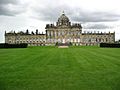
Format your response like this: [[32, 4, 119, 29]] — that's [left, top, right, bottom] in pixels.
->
[[58, 12, 69, 23]]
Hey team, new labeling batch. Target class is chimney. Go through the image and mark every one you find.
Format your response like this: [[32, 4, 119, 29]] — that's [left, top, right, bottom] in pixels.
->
[[26, 29, 29, 34], [36, 29, 38, 35]]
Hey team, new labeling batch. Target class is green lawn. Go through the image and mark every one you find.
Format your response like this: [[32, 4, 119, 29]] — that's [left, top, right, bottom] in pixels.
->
[[0, 46, 120, 90]]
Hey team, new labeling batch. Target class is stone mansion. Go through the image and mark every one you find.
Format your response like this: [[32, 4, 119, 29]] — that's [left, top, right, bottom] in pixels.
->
[[5, 12, 115, 46]]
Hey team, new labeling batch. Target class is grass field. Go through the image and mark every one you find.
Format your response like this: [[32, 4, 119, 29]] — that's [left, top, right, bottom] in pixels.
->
[[0, 46, 120, 90]]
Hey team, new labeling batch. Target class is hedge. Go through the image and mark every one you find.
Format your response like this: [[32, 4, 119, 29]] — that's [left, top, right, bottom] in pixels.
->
[[0, 43, 28, 48], [100, 43, 120, 48]]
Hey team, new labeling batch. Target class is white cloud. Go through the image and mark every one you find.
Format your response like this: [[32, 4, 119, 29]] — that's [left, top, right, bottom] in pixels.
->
[[0, 0, 120, 43]]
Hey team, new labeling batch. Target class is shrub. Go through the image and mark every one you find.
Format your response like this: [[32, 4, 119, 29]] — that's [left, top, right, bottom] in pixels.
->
[[0, 43, 28, 48], [55, 42, 58, 46], [100, 43, 120, 48], [69, 42, 72, 46]]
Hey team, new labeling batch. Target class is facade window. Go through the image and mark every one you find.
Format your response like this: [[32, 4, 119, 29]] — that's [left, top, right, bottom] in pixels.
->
[[17, 41, 19, 44], [9, 41, 11, 43]]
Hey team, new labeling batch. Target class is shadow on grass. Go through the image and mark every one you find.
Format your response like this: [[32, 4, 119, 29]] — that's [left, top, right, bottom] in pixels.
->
[[112, 78, 120, 90], [0, 81, 6, 90]]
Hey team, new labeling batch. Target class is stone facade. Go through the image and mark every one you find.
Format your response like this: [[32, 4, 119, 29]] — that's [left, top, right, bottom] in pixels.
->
[[5, 12, 115, 46], [5, 30, 46, 46]]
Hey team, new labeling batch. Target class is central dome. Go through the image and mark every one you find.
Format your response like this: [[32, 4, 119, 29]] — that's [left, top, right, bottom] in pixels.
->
[[58, 13, 69, 22], [57, 12, 70, 26]]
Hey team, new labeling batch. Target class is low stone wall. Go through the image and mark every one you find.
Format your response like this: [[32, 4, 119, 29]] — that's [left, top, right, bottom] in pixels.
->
[[58, 46, 69, 48]]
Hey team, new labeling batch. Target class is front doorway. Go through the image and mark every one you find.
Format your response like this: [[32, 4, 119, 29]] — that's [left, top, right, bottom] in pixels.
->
[[62, 38, 65, 43]]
